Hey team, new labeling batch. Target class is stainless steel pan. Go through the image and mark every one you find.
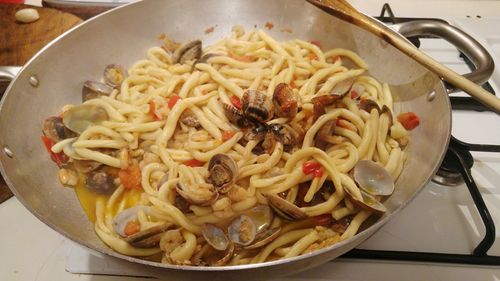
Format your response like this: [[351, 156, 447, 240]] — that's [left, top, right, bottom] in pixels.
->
[[0, 0, 494, 280]]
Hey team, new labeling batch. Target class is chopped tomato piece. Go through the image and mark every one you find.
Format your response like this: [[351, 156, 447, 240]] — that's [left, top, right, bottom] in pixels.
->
[[265, 22, 274, 30], [168, 95, 181, 109], [302, 161, 323, 177], [310, 40, 322, 50], [204, 26, 215, 34], [119, 165, 142, 189], [124, 221, 141, 236], [222, 131, 236, 141], [350, 90, 359, 99], [149, 101, 161, 121], [311, 214, 333, 227], [41, 135, 67, 167], [313, 167, 324, 177], [307, 53, 318, 61], [230, 95, 242, 110], [183, 159, 204, 167], [397, 112, 420, 130]]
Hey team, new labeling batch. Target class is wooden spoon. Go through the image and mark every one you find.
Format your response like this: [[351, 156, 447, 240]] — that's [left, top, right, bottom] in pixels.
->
[[307, 0, 500, 114]]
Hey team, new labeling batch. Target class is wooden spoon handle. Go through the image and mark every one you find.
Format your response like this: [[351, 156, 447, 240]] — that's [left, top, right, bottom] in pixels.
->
[[308, 0, 500, 114]]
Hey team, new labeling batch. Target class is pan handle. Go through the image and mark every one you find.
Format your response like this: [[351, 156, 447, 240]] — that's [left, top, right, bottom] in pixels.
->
[[392, 20, 494, 93], [0, 66, 21, 82], [0, 66, 22, 96]]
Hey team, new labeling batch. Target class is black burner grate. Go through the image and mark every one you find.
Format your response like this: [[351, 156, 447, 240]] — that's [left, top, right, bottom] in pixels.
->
[[340, 3, 500, 266]]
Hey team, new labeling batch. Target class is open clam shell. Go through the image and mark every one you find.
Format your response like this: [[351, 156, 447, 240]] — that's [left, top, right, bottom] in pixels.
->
[[227, 215, 257, 246], [82, 81, 113, 102], [208, 154, 238, 193], [244, 227, 281, 250], [62, 104, 109, 134], [202, 223, 229, 251], [242, 204, 274, 233], [353, 160, 394, 196], [103, 64, 127, 88], [343, 186, 387, 214], [172, 40, 202, 64], [265, 193, 307, 221], [125, 223, 171, 248]]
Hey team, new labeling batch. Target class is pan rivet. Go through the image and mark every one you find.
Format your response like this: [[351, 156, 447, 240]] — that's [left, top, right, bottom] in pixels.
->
[[3, 147, 13, 158], [29, 75, 39, 87], [427, 91, 436, 101]]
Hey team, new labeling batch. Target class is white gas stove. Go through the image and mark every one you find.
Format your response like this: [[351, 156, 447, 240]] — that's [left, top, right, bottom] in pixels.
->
[[1, 1, 500, 280]]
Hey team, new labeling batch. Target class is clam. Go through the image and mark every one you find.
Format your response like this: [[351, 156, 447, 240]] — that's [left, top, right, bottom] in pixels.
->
[[315, 119, 336, 150], [269, 124, 298, 152], [204, 241, 235, 266], [208, 154, 238, 193], [112, 205, 171, 248], [265, 193, 307, 221], [175, 182, 218, 206], [244, 227, 281, 250], [43, 116, 76, 142], [192, 53, 219, 71], [172, 40, 202, 64], [126, 223, 171, 248], [273, 83, 298, 119], [242, 204, 273, 233], [202, 223, 229, 251], [312, 94, 342, 121], [85, 167, 118, 194], [331, 77, 355, 96], [179, 111, 201, 128], [241, 89, 274, 122], [112, 205, 152, 237], [103, 64, 127, 88], [82, 81, 113, 102], [359, 98, 381, 113], [222, 103, 249, 128], [227, 215, 257, 246], [62, 104, 109, 134], [353, 160, 394, 196], [343, 186, 387, 214]]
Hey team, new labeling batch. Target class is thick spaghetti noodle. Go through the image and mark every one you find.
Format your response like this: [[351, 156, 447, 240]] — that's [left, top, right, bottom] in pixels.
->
[[42, 27, 418, 266]]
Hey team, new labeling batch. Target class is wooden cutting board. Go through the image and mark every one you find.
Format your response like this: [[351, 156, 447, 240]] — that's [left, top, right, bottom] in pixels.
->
[[0, 4, 83, 66], [0, 4, 82, 203]]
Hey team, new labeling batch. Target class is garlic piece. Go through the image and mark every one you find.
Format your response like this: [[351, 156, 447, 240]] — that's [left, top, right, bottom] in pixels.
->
[[15, 8, 40, 24], [58, 168, 78, 187]]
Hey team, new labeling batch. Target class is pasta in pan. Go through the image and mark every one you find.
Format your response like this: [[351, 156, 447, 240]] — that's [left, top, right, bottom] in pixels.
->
[[41, 26, 419, 266]]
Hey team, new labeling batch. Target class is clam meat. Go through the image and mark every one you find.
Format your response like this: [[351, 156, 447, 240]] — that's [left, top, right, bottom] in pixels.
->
[[175, 182, 218, 206], [273, 83, 298, 119], [103, 64, 127, 88], [227, 215, 257, 246], [208, 154, 238, 193]]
